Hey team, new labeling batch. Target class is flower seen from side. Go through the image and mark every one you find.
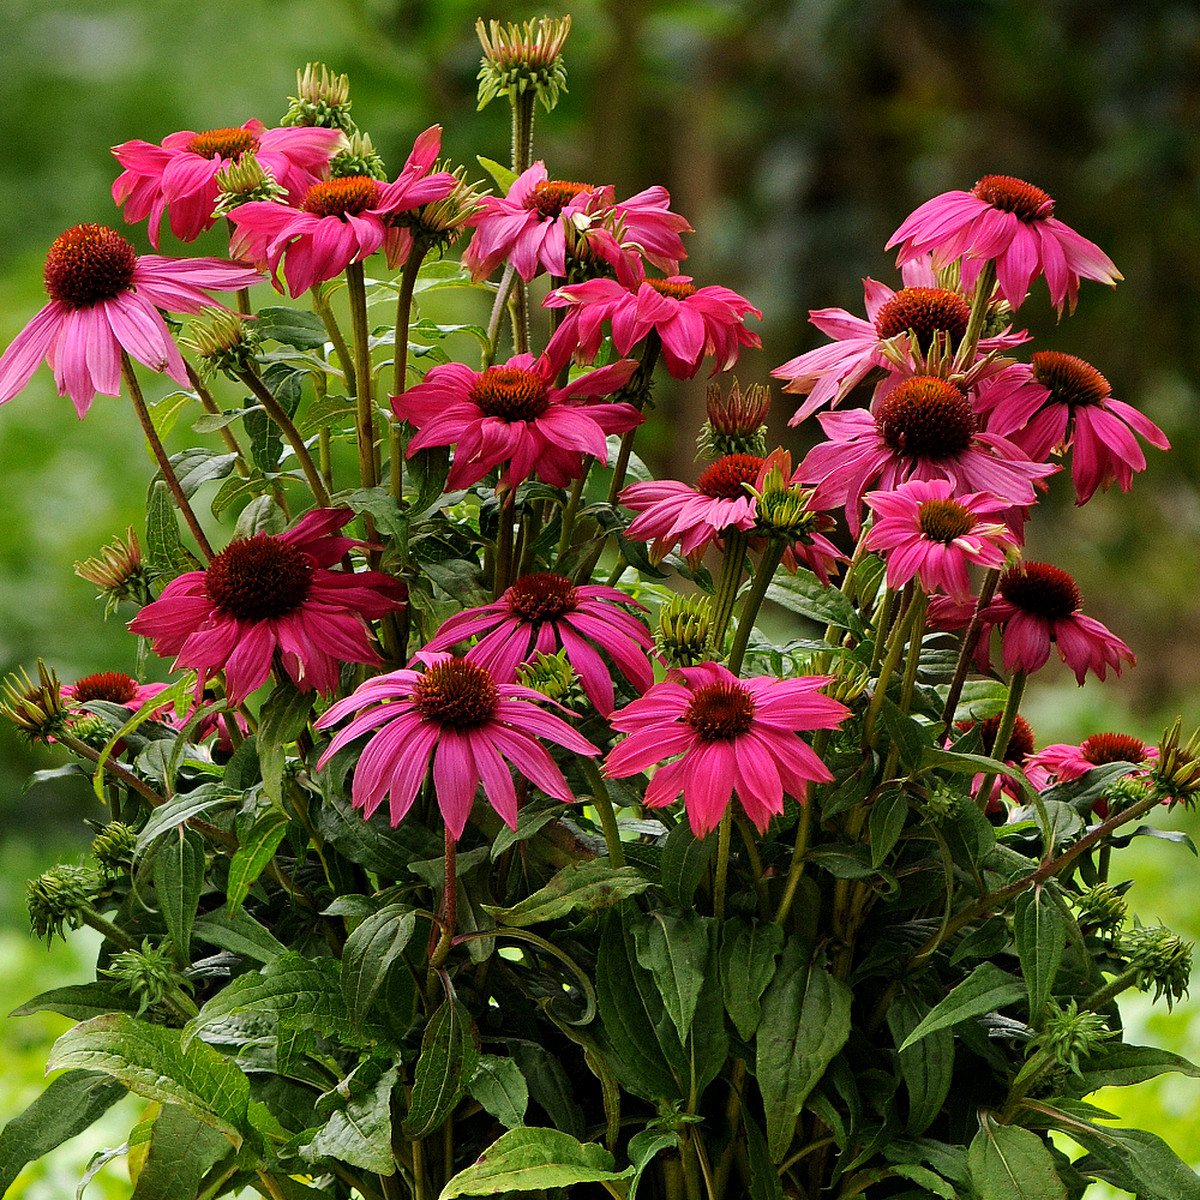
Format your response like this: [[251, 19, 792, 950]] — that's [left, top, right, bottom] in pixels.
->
[[1028, 732, 1156, 784], [315, 654, 598, 838], [129, 509, 406, 705], [604, 662, 849, 836]]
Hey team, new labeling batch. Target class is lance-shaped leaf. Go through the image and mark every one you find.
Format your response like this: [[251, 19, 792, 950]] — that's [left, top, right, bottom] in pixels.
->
[[402, 995, 481, 1139], [225, 807, 290, 917], [887, 994, 954, 1135], [1071, 1043, 1200, 1093], [720, 918, 784, 1041], [469, 1055, 530, 1129], [304, 1062, 398, 1175], [156, 825, 205, 959], [191, 907, 286, 965], [659, 822, 717, 908], [129, 1103, 231, 1200], [967, 1115, 1067, 1200], [483, 860, 651, 927], [340, 905, 418, 1034], [1014, 887, 1067, 1023], [137, 784, 238, 850], [898, 962, 1025, 1052], [1067, 1122, 1200, 1198], [11, 982, 139, 1021], [632, 909, 713, 1045], [257, 680, 313, 804]]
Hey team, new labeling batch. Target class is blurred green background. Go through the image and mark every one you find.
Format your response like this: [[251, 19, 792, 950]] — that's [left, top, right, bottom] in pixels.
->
[[1, 0, 1198, 1195]]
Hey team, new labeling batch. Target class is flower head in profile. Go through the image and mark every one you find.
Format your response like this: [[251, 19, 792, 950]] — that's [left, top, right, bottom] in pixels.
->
[[1029, 731, 1157, 785], [394, 324, 640, 492], [476, 15, 572, 113], [64, 671, 168, 714], [886, 175, 1121, 314], [605, 663, 849, 836], [420, 573, 655, 717], [0, 224, 263, 418], [129, 509, 406, 705], [112, 120, 345, 247], [315, 654, 598, 838]]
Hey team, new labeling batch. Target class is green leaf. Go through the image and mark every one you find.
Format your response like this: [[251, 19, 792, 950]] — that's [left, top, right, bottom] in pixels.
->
[[879, 703, 933, 775], [744, 1110, 784, 1200], [660, 821, 717, 907], [720, 918, 784, 1041], [476, 155, 518, 194], [256, 305, 328, 350], [340, 904, 418, 1034], [869, 787, 909, 868], [469, 1055, 529, 1129], [257, 681, 313, 804], [137, 784, 237, 850], [440, 1127, 632, 1197], [632, 909, 713, 1045], [303, 1062, 398, 1175], [756, 943, 852, 1162], [887, 995, 954, 1136], [765, 569, 863, 636], [898, 963, 1025, 1052], [191, 907, 286, 965], [156, 826, 205, 958], [144, 480, 196, 582], [232, 493, 287, 538], [1073, 1043, 1200, 1092], [967, 1116, 1067, 1200], [225, 807, 290, 917], [889, 1162, 957, 1199], [1067, 1123, 1200, 1198], [508, 1042, 584, 1138], [130, 1103, 231, 1200], [1014, 887, 1066, 1022], [402, 996, 480, 1139], [483, 860, 651, 926], [340, 486, 409, 540], [47, 1016, 250, 1146], [0, 1070, 127, 1195], [167, 448, 238, 498], [10, 982, 138, 1021]]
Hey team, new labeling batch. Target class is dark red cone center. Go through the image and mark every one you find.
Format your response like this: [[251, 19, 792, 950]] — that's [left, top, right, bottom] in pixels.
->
[[43, 225, 138, 310], [205, 535, 313, 622], [685, 681, 755, 740], [875, 377, 977, 459], [413, 659, 499, 728]]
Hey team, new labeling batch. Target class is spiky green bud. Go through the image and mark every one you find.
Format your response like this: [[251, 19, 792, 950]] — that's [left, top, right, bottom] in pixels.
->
[[27, 864, 101, 944], [517, 648, 583, 708], [104, 939, 192, 1018], [74, 527, 151, 615], [180, 308, 260, 381], [1073, 882, 1128, 935], [1151, 718, 1200, 805], [476, 16, 571, 113], [1122, 924, 1193, 1009], [697, 380, 769, 459], [1029, 998, 1114, 1075], [91, 822, 139, 875], [656, 595, 714, 668], [1, 660, 70, 743], [212, 154, 285, 213], [330, 131, 388, 182], [282, 62, 355, 132]]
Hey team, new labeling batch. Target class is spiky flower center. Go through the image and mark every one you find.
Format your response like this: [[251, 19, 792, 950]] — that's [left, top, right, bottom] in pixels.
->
[[527, 180, 592, 219], [1081, 732, 1147, 766], [413, 659, 499, 728], [508, 573, 578, 621], [1031, 351, 1110, 408], [186, 127, 258, 160], [205, 536, 312, 622], [972, 175, 1054, 221], [998, 561, 1081, 620], [695, 454, 765, 499], [685, 681, 755, 740], [917, 497, 975, 543], [301, 176, 382, 219], [71, 672, 138, 705], [470, 366, 550, 421], [43, 225, 138, 310], [875, 377, 977, 459], [874, 287, 971, 351], [645, 278, 697, 301]]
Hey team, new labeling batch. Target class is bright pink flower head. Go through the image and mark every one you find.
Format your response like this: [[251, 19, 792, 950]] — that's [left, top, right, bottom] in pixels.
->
[[886, 175, 1122, 314], [864, 478, 1016, 602], [420, 573, 655, 717], [129, 509, 406, 706], [604, 662, 849, 836], [314, 654, 599, 839], [979, 561, 1135, 685], [394, 325, 640, 492], [112, 121, 345, 247], [1028, 731, 1157, 785], [976, 352, 1169, 505], [546, 274, 761, 379], [0, 224, 263, 418], [227, 126, 457, 296], [797, 376, 1056, 537]]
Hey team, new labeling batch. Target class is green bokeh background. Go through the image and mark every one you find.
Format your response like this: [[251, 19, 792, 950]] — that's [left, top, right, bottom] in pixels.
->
[[1, 0, 1198, 1195]]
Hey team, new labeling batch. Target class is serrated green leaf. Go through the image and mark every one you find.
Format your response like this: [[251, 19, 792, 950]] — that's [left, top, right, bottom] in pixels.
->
[[144, 480, 196, 582], [340, 486, 408, 540], [303, 1062, 398, 1174], [130, 1103, 231, 1200], [720, 918, 784, 1041], [156, 825, 205, 958], [256, 306, 328, 350], [1014, 887, 1066, 1023], [1066, 1122, 1200, 1197], [660, 821, 717, 907], [137, 784, 237, 850], [402, 996, 480, 1139], [869, 787, 909, 868], [968, 1115, 1066, 1200], [340, 905, 418, 1034], [469, 1055, 529, 1129], [226, 808, 289, 917], [632, 910, 713, 1045], [484, 860, 650, 926], [1073, 1043, 1200, 1092], [898, 963, 1025, 1052]]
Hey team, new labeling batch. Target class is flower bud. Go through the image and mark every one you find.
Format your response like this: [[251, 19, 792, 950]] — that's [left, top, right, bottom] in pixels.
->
[[0, 660, 70, 742], [212, 154, 285, 213], [331, 131, 388, 182], [1073, 882, 1128, 935], [517, 648, 584, 708], [74, 527, 151, 614], [1030, 998, 1113, 1075], [91, 822, 139, 875], [388, 163, 488, 253], [27, 864, 101, 944], [1122, 924, 1193, 1009], [283, 62, 355, 132], [181, 308, 260, 380], [104, 938, 192, 1017], [656, 595, 713, 668], [698, 380, 770, 458], [748, 448, 825, 539], [1151, 718, 1200, 804], [476, 16, 571, 113]]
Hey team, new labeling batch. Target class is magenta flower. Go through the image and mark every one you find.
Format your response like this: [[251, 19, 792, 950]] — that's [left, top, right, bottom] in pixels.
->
[[420, 573, 655, 717], [1028, 731, 1156, 784], [952, 713, 1045, 811], [864, 478, 1016, 602], [976, 352, 1169, 505], [314, 655, 598, 838], [394, 326, 640, 491], [0, 224, 263, 418], [227, 126, 457, 296], [112, 121, 345, 247], [129, 509, 406, 705], [604, 662, 849, 836], [979, 561, 1135, 685], [797, 376, 1055, 537], [546, 273, 761, 379], [64, 671, 169, 714], [886, 175, 1121, 314]]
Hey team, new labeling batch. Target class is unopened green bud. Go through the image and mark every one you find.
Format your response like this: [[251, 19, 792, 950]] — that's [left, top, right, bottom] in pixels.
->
[[921, 784, 959, 823], [1103, 774, 1153, 815], [657, 595, 713, 668], [1073, 882, 1128, 934], [331, 131, 388, 182], [91, 822, 139, 875], [697, 380, 769, 459], [746, 448, 824, 539], [1, 660, 70, 743], [104, 938, 191, 1018], [212, 154, 285, 213], [27, 864, 101, 944], [388, 163, 488, 254], [69, 713, 111, 750], [283, 62, 355, 132], [517, 648, 583, 708], [181, 308, 260, 381], [1122, 924, 1193, 1009], [74, 527, 150, 615], [1030, 998, 1113, 1075], [1151, 718, 1200, 805], [476, 16, 571, 113]]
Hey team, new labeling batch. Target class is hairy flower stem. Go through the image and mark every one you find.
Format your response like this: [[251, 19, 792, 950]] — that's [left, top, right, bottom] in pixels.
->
[[1081, 965, 1143, 1015], [310, 286, 355, 396], [429, 831, 458, 969], [184, 363, 251, 476], [863, 585, 918, 747], [605, 333, 661, 508], [710, 529, 751, 658], [237, 368, 331, 507], [728, 534, 788, 676], [954, 258, 998, 372], [581, 756, 625, 866], [345, 261, 380, 492], [972, 670, 1027, 811], [714, 807, 733, 922], [122, 354, 214, 562], [557, 468, 590, 565], [392, 243, 429, 503], [56, 729, 167, 811], [941, 567, 1001, 726], [483, 263, 519, 367], [494, 491, 517, 597]]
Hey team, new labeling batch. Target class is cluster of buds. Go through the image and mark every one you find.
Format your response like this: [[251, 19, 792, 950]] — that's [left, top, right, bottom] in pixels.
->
[[518, 648, 584, 709], [282, 62, 354, 131], [656, 594, 713, 667], [181, 309, 261, 381], [1151, 719, 1200, 805], [697, 380, 770, 458], [104, 938, 193, 1018], [26, 864, 101, 944], [920, 783, 960, 824], [476, 16, 571, 113], [1121, 924, 1193, 1009], [74, 527, 151, 615], [0, 660, 69, 743], [1029, 998, 1114, 1076], [213, 156, 286, 214], [91, 821, 139, 876], [1073, 881, 1129, 936], [388, 163, 488, 254]]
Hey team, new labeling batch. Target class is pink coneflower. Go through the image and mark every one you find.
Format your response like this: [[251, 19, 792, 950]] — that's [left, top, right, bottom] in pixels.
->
[[1028, 731, 1156, 784], [621, 453, 764, 562], [129, 509, 405, 705], [864, 478, 1016, 602], [976, 353, 1169, 505], [546, 273, 761, 379], [64, 671, 169, 713], [227, 126, 457, 296], [979, 561, 1135, 685], [314, 654, 598, 838], [886, 175, 1121, 314], [394, 326, 640, 491], [604, 662, 849, 836], [0, 224, 262, 418], [953, 712, 1046, 809], [797, 376, 1055, 537], [420, 573, 655, 717], [112, 121, 345, 247]]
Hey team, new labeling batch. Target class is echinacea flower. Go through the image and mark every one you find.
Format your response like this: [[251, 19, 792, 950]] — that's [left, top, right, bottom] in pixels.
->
[[64, 671, 169, 714], [112, 121, 345, 247], [1028, 731, 1156, 784], [886, 175, 1121, 314], [797, 376, 1055, 537], [0, 224, 263, 418], [129, 509, 406, 705], [227, 126, 457, 295], [864, 478, 1016, 602], [952, 712, 1047, 810], [394, 324, 640, 491], [315, 654, 598, 838], [604, 662, 849, 836], [976, 352, 1169, 505], [420, 572, 655, 716]]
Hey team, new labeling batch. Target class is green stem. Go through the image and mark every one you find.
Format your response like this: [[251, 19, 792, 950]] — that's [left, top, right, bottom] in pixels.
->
[[954, 258, 998, 371], [483, 263, 518, 366], [773, 728, 830, 926], [581, 756, 625, 866], [57, 730, 167, 811], [941, 567, 1001, 726], [727, 534, 788, 676], [494, 491, 516, 597], [429, 830, 458, 969], [713, 806, 733, 922], [972, 669, 1026, 811], [1082, 965, 1143, 1014], [709, 528, 751, 657], [896, 587, 927, 714], [862, 586, 917, 746], [237, 369, 331, 507], [392, 243, 429, 503], [345, 261, 379, 491], [310, 286, 355, 397]]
